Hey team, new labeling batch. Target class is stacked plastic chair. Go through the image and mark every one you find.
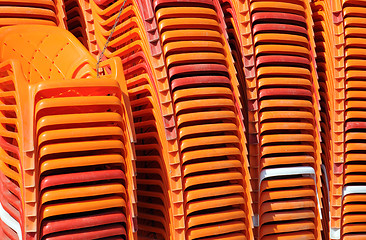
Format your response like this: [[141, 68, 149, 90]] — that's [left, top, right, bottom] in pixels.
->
[[218, 0, 262, 236], [72, 0, 100, 58], [311, 0, 338, 238], [250, 0, 323, 239], [220, 1, 262, 236], [219, 1, 247, 114], [0, 24, 136, 240], [329, 0, 346, 238], [0, 0, 66, 28], [153, 1, 254, 239], [0, 57, 27, 240], [91, 0, 176, 238], [133, 1, 186, 238], [64, 0, 90, 48], [341, 0, 366, 239]]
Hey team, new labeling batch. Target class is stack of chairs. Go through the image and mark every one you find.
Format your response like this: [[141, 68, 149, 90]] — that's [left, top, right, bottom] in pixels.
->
[[64, 0, 90, 48], [73, 0, 101, 58], [134, 0, 186, 238], [36, 78, 134, 240], [218, 0, 262, 237], [311, 0, 338, 238], [0, 50, 27, 240], [342, 0, 366, 238], [218, 0, 248, 159], [0, 25, 137, 240], [218, 0, 263, 237], [153, 0, 253, 239], [91, 0, 174, 238], [250, 0, 323, 239], [328, 0, 346, 238]]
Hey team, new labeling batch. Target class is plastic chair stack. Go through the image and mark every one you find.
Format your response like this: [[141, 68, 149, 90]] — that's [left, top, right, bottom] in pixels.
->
[[36, 79, 134, 240], [218, 0, 262, 235], [153, 0, 253, 239], [218, 0, 248, 161], [311, 1, 337, 238], [221, 1, 262, 235], [71, 0, 100, 58], [91, 0, 175, 238], [0, 60, 26, 240], [64, 0, 90, 48], [329, 0, 346, 238], [0, 25, 137, 240], [0, 0, 66, 28], [250, 0, 323, 239], [133, 0, 186, 238], [341, 0, 366, 238]]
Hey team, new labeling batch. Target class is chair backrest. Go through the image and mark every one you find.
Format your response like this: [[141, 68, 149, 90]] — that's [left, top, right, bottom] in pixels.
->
[[0, 25, 97, 83]]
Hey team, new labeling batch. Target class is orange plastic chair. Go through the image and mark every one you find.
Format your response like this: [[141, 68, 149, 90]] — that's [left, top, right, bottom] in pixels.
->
[[260, 198, 316, 216], [254, 33, 309, 47], [258, 77, 312, 89], [155, 6, 217, 21], [160, 29, 222, 45], [158, 18, 221, 32], [250, 1, 306, 16], [0, 24, 136, 240], [259, 99, 313, 110], [255, 45, 310, 58], [261, 156, 315, 169], [163, 40, 225, 56]]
